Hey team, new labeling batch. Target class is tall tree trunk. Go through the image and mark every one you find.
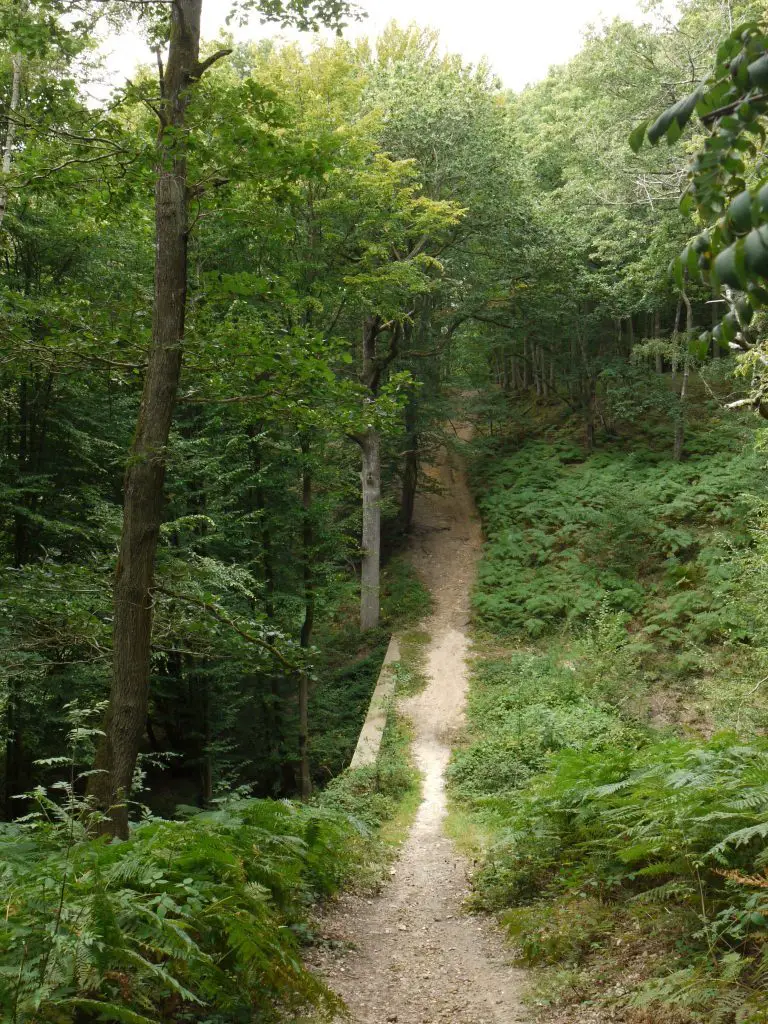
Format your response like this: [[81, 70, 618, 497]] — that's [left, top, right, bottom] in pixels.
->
[[298, 437, 314, 801], [360, 427, 381, 632], [358, 315, 386, 633], [0, 49, 22, 231], [400, 394, 418, 533], [87, 1, 220, 837], [671, 294, 683, 380], [3, 691, 23, 819], [14, 378, 28, 567], [654, 310, 663, 373], [674, 292, 693, 462], [200, 674, 213, 807]]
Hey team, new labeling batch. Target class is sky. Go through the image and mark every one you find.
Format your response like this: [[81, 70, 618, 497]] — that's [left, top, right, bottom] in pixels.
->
[[101, 0, 672, 94]]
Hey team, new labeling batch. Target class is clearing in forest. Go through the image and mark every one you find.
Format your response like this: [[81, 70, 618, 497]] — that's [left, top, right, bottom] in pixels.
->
[[312, 432, 528, 1023]]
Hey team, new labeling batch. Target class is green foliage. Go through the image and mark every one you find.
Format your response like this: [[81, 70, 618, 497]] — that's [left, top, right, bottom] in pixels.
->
[[470, 412, 766, 642], [448, 654, 631, 807], [0, 795, 361, 1023], [318, 713, 418, 833], [455, 391, 768, 1020]]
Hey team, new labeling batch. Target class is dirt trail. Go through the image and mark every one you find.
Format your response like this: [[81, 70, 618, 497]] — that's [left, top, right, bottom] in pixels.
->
[[312, 431, 528, 1023]]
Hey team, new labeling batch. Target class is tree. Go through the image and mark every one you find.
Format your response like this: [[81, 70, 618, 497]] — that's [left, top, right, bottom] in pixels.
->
[[87, 0, 361, 836], [631, 10, 768, 375]]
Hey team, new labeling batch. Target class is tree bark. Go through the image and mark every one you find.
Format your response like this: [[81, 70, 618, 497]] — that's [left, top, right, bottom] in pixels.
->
[[357, 315, 388, 633], [0, 49, 22, 231], [674, 291, 693, 463], [298, 437, 313, 801], [654, 310, 663, 373], [400, 394, 418, 533], [360, 427, 381, 632], [88, 1, 215, 837]]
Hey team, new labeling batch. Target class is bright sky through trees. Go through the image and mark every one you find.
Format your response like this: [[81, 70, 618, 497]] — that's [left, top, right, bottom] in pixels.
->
[[100, 0, 670, 92]]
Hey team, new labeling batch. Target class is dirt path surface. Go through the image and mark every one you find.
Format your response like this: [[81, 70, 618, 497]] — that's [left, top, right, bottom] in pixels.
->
[[312, 433, 528, 1024]]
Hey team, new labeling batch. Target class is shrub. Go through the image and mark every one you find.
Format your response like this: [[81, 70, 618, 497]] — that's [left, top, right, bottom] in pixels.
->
[[0, 796, 362, 1023]]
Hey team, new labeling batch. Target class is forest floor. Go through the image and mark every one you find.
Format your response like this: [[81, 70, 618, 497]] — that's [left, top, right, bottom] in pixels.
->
[[309, 430, 529, 1023]]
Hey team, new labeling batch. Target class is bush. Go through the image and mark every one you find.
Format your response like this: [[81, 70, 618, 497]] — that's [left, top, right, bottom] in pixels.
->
[[470, 426, 765, 641], [0, 797, 362, 1023]]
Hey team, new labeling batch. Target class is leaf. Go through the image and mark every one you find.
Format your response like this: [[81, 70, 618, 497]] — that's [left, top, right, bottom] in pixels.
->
[[59, 1000, 157, 1024], [629, 119, 650, 154], [748, 54, 768, 89]]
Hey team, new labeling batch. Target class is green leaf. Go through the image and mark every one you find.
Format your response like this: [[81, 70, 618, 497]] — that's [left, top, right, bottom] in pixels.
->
[[748, 54, 768, 89], [60, 1000, 156, 1024], [629, 119, 649, 154]]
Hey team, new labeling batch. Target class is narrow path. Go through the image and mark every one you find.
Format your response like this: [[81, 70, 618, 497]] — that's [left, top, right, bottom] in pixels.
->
[[313, 431, 528, 1023]]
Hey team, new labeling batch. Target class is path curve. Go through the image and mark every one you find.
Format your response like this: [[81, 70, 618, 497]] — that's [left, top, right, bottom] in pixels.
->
[[313, 431, 528, 1024]]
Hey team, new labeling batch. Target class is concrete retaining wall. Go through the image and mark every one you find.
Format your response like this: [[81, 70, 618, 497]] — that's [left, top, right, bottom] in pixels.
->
[[349, 636, 400, 769]]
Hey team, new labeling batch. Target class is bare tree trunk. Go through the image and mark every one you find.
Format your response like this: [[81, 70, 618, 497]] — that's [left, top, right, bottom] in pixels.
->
[[356, 315, 393, 633], [0, 50, 22, 231], [200, 676, 213, 806], [674, 292, 693, 462], [711, 296, 721, 358], [298, 437, 313, 801], [523, 337, 531, 389], [400, 395, 418, 533], [671, 295, 683, 381], [88, 1, 225, 836], [360, 428, 381, 632], [654, 310, 663, 373]]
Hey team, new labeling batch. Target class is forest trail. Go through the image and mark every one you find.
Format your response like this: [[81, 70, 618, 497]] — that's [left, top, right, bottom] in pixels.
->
[[312, 428, 528, 1023]]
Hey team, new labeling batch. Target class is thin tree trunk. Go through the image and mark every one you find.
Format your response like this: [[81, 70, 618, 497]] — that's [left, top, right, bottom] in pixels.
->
[[654, 310, 663, 373], [88, 1, 223, 837], [13, 378, 28, 567], [712, 296, 721, 358], [674, 291, 693, 462], [200, 676, 213, 806], [0, 50, 22, 231], [360, 428, 381, 632], [358, 315, 386, 633], [298, 437, 313, 801], [3, 692, 22, 819], [400, 395, 418, 533], [671, 295, 683, 380]]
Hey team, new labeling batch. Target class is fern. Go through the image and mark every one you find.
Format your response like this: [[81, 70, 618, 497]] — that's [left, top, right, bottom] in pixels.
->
[[0, 795, 371, 1023]]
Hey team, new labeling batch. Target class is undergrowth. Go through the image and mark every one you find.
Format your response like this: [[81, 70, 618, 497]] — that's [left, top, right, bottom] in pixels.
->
[[0, 714, 417, 1024], [0, 562, 424, 1024], [310, 556, 431, 783], [451, 394, 768, 1023]]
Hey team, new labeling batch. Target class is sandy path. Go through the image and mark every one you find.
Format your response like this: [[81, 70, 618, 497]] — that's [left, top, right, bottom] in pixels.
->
[[312, 433, 528, 1024]]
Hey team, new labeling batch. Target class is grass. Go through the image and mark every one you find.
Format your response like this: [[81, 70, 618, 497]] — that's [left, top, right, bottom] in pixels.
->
[[315, 600, 431, 880], [393, 629, 431, 697]]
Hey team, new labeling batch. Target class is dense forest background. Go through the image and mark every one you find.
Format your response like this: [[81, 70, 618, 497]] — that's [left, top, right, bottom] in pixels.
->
[[4, 0, 768, 1021]]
